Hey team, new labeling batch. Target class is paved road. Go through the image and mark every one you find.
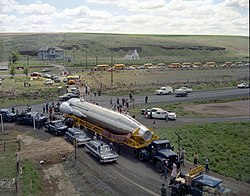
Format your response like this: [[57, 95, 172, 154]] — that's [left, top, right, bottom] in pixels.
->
[[14, 87, 249, 113]]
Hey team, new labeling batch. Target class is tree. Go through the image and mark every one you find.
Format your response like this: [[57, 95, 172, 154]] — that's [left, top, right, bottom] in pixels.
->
[[23, 66, 29, 77], [9, 64, 16, 78], [10, 51, 20, 64]]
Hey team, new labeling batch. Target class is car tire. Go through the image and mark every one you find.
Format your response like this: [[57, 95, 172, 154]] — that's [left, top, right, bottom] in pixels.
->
[[160, 92, 163, 95], [138, 151, 145, 161], [156, 161, 164, 173]]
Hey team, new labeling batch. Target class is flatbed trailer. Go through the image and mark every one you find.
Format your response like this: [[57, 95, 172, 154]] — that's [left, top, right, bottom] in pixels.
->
[[65, 114, 159, 149]]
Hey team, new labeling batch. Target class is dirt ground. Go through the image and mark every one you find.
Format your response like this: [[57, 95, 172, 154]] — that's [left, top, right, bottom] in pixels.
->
[[14, 100, 249, 195], [185, 100, 249, 117]]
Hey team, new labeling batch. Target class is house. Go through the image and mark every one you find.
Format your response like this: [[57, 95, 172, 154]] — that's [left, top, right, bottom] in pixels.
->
[[124, 49, 139, 60], [38, 46, 64, 61]]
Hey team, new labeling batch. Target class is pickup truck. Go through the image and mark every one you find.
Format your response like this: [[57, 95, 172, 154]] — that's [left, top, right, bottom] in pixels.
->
[[155, 86, 173, 95], [169, 166, 231, 195], [15, 112, 48, 128], [137, 139, 180, 172]]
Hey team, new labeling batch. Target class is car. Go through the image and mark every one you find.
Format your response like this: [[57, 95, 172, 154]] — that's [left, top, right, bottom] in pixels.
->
[[174, 90, 188, 97], [53, 76, 61, 83], [58, 93, 79, 101], [237, 83, 248, 88], [44, 120, 69, 136], [42, 68, 50, 72], [141, 108, 177, 120], [44, 79, 53, 86], [0, 109, 16, 122], [65, 127, 91, 146], [85, 140, 119, 163], [30, 72, 42, 77], [175, 86, 193, 93], [43, 74, 52, 79], [189, 174, 231, 195], [15, 112, 48, 128], [155, 86, 173, 95]]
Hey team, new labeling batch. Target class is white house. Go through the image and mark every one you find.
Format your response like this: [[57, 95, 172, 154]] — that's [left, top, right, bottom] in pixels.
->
[[38, 46, 64, 61], [124, 49, 139, 60]]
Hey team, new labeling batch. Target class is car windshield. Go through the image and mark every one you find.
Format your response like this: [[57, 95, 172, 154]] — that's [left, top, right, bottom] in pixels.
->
[[55, 122, 63, 127], [100, 146, 111, 153]]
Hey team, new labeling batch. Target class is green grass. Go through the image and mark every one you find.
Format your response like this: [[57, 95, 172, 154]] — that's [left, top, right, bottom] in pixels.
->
[[0, 33, 249, 65], [158, 122, 250, 182], [0, 151, 16, 178], [130, 97, 249, 117], [22, 159, 42, 196]]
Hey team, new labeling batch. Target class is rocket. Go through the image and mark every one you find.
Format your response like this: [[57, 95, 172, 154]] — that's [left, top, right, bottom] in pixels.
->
[[60, 98, 153, 141]]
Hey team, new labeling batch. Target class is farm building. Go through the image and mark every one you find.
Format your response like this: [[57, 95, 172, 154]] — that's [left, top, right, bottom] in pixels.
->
[[38, 46, 64, 61], [124, 49, 139, 60]]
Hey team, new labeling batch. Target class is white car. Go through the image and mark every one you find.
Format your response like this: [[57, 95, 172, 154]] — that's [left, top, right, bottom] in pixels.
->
[[237, 83, 248, 88], [44, 79, 53, 85], [175, 86, 193, 93], [155, 86, 173, 95], [142, 108, 177, 120]]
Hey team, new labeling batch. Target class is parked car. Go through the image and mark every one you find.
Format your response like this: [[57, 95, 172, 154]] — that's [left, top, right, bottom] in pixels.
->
[[175, 86, 193, 93], [141, 108, 176, 120], [174, 90, 188, 97], [155, 86, 173, 95], [237, 83, 249, 88], [43, 74, 52, 79], [86, 140, 119, 163], [30, 72, 42, 77], [44, 79, 53, 86], [44, 120, 69, 136], [65, 127, 91, 146], [0, 109, 16, 122], [58, 93, 79, 101], [53, 76, 61, 83], [15, 112, 48, 128], [42, 68, 50, 72]]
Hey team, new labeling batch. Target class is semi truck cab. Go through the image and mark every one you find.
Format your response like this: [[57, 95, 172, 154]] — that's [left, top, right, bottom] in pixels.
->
[[138, 139, 179, 172]]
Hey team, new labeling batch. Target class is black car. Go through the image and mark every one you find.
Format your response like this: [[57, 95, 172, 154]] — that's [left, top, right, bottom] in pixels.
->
[[0, 109, 16, 122], [15, 112, 48, 128], [58, 93, 79, 101], [174, 91, 188, 97], [44, 120, 69, 135]]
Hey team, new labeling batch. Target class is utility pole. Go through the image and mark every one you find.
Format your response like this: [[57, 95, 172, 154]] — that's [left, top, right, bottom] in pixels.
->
[[111, 50, 113, 84], [85, 47, 88, 70], [175, 132, 182, 162]]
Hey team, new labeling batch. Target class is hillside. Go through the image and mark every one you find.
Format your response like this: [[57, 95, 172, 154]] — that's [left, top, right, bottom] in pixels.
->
[[0, 33, 249, 65]]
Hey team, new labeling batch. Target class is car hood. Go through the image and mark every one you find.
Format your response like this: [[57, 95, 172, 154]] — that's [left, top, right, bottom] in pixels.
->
[[157, 148, 177, 158], [101, 151, 118, 158], [76, 135, 90, 141]]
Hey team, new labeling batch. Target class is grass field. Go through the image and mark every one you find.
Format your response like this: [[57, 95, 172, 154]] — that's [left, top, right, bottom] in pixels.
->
[[158, 122, 250, 182], [130, 97, 249, 118], [0, 33, 249, 66]]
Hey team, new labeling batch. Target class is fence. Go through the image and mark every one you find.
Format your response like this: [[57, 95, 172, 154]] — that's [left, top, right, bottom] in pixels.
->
[[0, 140, 21, 153]]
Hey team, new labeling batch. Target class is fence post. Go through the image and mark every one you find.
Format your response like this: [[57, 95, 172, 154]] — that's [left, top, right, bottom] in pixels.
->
[[18, 140, 21, 151], [4, 141, 6, 151]]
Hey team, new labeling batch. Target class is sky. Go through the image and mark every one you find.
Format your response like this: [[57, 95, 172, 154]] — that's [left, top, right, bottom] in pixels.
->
[[0, 0, 249, 36]]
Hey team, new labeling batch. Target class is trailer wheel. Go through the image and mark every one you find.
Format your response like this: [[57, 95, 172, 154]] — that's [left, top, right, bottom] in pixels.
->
[[156, 161, 164, 173], [138, 151, 144, 161]]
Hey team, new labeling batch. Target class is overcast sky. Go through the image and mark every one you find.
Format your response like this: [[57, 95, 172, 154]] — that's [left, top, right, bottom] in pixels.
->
[[0, 0, 249, 36]]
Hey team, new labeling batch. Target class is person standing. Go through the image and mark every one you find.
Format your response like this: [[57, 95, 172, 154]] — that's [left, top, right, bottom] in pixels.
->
[[194, 152, 198, 166], [145, 95, 148, 104], [110, 98, 113, 107], [205, 158, 210, 173], [171, 163, 177, 179], [161, 159, 168, 179]]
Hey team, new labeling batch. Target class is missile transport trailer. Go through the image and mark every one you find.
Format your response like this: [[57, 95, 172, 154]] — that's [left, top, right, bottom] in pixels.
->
[[60, 98, 179, 171], [60, 98, 159, 148]]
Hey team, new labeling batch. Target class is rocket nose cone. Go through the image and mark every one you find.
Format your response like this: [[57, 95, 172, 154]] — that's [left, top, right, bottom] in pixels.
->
[[143, 130, 153, 141], [59, 102, 73, 114]]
